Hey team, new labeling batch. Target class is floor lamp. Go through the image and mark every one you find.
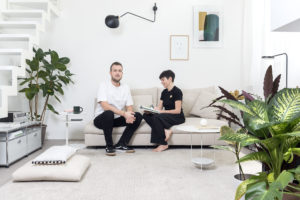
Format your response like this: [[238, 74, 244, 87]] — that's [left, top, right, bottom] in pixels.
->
[[262, 53, 288, 88]]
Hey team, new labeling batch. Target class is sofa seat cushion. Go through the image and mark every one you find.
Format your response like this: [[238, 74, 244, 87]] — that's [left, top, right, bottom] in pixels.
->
[[84, 120, 152, 135], [84, 117, 227, 135], [171, 118, 228, 134]]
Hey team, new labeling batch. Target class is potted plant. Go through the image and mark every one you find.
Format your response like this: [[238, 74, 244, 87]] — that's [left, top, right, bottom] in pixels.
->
[[210, 91, 252, 199], [212, 66, 300, 199], [19, 48, 74, 143]]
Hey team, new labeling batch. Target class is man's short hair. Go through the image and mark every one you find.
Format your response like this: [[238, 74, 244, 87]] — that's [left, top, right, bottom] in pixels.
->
[[159, 70, 175, 82], [110, 62, 123, 71]]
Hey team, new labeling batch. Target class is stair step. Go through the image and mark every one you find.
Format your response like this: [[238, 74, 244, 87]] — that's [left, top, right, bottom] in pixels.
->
[[0, 34, 32, 41], [0, 48, 24, 55], [2, 9, 45, 18], [0, 21, 39, 29], [0, 66, 15, 70], [8, 0, 60, 16]]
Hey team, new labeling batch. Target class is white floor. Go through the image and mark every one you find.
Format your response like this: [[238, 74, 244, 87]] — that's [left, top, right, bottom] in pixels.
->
[[0, 141, 261, 200]]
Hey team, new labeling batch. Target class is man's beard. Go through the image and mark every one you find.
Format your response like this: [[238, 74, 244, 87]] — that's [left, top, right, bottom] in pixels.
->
[[112, 77, 121, 83]]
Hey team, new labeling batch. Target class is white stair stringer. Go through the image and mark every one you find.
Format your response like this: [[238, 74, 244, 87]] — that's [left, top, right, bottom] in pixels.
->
[[0, 0, 60, 118]]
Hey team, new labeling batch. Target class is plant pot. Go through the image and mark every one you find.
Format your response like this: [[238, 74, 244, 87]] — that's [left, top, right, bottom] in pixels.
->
[[41, 124, 47, 145], [234, 174, 253, 200]]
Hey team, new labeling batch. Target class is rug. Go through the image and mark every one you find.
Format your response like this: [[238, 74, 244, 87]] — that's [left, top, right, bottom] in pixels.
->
[[0, 148, 261, 200]]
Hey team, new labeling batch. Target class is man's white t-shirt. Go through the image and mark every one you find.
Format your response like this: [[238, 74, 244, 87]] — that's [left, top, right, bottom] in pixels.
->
[[94, 81, 133, 118]]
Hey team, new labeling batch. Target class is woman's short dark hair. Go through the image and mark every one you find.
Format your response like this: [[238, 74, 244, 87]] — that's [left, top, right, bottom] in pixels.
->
[[159, 70, 175, 82]]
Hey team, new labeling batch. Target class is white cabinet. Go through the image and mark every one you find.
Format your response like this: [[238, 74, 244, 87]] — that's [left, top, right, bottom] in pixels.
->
[[0, 122, 42, 167], [7, 135, 26, 164], [26, 127, 41, 154]]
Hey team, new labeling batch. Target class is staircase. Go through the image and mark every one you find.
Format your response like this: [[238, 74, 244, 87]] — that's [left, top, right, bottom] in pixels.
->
[[0, 0, 60, 118]]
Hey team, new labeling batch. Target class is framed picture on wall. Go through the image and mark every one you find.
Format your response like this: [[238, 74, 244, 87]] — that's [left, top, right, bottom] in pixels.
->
[[193, 5, 223, 48], [170, 35, 189, 61]]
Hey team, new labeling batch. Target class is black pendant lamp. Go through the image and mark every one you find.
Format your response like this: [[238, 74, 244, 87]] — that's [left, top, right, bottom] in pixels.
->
[[105, 3, 158, 28]]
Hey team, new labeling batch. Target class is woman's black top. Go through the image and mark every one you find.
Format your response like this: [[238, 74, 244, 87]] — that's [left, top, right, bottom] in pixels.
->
[[160, 86, 184, 116]]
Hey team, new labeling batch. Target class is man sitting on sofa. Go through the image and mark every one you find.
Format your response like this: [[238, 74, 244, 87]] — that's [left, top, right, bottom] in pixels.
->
[[93, 62, 142, 156]]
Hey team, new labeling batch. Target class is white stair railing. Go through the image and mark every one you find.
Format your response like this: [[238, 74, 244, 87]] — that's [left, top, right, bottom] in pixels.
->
[[0, 0, 60, 118]]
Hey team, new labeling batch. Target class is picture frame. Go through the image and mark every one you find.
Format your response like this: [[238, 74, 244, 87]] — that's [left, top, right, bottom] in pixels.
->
[[170, 35, 189, 61], [193, 5, 223, 48]]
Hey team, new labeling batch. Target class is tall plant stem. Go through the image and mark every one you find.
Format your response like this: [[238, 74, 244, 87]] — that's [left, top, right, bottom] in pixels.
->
[[29, 100, 33, 120], [235, 143, 245, 180], [40, 94, 49, 124]]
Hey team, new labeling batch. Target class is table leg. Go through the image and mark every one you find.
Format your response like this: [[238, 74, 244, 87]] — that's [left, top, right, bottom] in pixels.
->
[[201, 134, 203, 171], [190, 132, 192, 161], [65, 114, 69, 145]]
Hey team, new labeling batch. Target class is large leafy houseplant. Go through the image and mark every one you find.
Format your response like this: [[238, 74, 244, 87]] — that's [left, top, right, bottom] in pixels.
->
[[212, 66, 300, 199], [19, 48, 74, 124]]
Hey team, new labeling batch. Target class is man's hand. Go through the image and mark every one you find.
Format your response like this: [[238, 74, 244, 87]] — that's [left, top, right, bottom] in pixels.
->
[[124, 111, 136, 124]]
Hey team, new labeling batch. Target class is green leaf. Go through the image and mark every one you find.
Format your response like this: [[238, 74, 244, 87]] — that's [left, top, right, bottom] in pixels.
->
[[47, 104, 59, 115], [26, 68, 32, 74], [290, 148, 300, 157], [268, 88, 300, 123], [58, 57, 70, 64], [35, 48, 44, 61], [219, 133, 259, 147], [219, 99, 256, 116], [37, 70, 48, 78], [54, 95, 61, 103], [50, 50, 59, 64], [275, 131, 300, 138], [19, 77, 34, 86], [65, 70, 74, 76], [30, 57, 39, 71], [251, 171, 293, 200], [211, 145, 235, 153], [245, 181, 270, 200], [25, 89, 35, 100], [55, 62, 67, 71], [235, 175, 263, 200], [238, 151, 270, 165], [58, 76, 69, 85], [18, 88, 27, 93]]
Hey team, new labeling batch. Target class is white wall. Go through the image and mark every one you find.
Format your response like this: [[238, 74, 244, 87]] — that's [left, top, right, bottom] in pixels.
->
[[12, 0, 245, 139], [271, 0, 300, 31]]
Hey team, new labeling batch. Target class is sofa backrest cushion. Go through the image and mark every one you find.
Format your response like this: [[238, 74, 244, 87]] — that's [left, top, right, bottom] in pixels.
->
[[190, 90, 220, 119], [131, 87, 158, 106], [132, 95, 153, 113], [156, 86, 216, 117]]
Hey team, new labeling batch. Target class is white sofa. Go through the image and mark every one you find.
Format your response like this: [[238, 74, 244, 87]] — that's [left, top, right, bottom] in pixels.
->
[[84, 86, 227, 146]]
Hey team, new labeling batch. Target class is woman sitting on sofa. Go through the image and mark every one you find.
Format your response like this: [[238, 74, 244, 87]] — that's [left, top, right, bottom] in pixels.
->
[[143, 70, 185, 152]]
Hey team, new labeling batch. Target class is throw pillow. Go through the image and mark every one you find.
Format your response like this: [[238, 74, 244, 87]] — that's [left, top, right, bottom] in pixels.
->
[[132, 95, 153, 113], [32, 145, 77, 165], [189, 91, 222, 119]]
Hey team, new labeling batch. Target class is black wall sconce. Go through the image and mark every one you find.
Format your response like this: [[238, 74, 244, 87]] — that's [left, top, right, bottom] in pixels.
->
[[262, 53, 288, 88], [105, 3, 158, 28]]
